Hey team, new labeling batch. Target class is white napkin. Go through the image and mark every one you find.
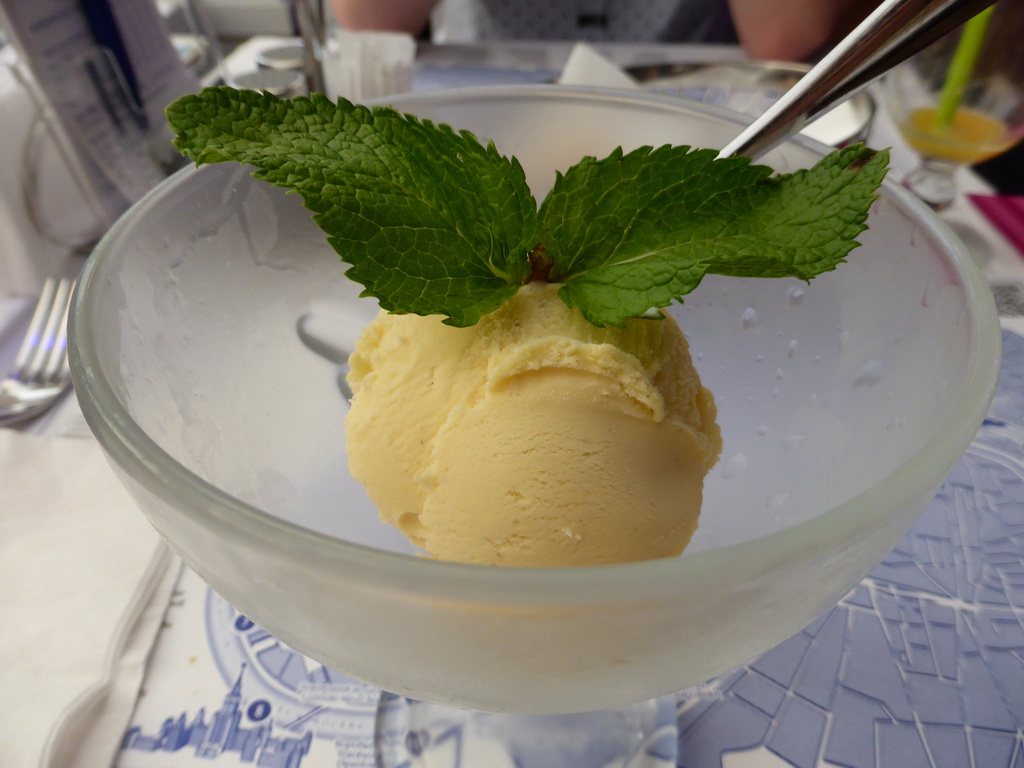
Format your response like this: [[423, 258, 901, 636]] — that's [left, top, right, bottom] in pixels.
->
[[0, 431, 178, 768], [323, 28, 416, 102], [557, 43, 639, 89]]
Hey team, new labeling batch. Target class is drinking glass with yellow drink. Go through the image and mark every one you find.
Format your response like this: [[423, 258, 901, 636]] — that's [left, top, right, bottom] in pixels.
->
[[883, 1, 1024, 210]]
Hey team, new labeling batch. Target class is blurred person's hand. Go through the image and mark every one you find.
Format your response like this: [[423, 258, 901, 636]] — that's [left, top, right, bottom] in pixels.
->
[[330, 0, 879, 62]]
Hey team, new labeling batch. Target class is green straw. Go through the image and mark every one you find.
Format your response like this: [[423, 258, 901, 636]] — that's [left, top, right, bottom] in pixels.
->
[[933, 4, 997, 130]]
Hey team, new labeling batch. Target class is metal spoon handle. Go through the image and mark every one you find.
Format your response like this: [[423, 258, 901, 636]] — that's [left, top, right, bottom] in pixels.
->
[[809, 0, 999, 121], [718, 0, 998, 160]]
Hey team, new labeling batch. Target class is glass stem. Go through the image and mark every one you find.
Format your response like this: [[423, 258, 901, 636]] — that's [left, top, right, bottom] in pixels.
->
[[902, 157, 959, 211]]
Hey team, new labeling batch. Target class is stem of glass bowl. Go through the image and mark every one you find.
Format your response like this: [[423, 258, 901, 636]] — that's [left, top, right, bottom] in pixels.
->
[[902, 156, 960, 211]]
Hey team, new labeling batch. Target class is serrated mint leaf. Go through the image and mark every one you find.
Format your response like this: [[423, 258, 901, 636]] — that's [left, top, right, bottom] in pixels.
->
[[167, 88, 889, 329], [545, 144, 889, 326], [540, 145, 772, 279], [167, 86, 538, 327]]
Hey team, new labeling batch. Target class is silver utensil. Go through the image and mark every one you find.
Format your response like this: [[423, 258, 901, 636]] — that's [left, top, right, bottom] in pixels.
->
[[291, 0, 327, 95], [719, 0, 998, 159], [0, 277, 75, 426]]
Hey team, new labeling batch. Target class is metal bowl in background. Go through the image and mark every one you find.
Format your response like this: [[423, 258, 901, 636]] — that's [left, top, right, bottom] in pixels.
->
[[228, 68, 306, 98], [627, 60, 876, 148], [254, 43, 307, 72]]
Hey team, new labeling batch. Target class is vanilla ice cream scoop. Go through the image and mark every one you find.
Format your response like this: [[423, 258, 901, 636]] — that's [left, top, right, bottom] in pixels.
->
[[345, 282, 721, 566]]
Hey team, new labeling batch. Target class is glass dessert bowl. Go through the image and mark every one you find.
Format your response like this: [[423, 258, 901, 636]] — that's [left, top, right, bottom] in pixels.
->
[[69, 86, 999, 716]]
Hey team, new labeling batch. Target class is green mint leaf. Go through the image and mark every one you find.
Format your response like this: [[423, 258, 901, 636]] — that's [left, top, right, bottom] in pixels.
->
[[542, 144, 889, 326], [166, 86, 538, 327], [167, 88, 889, 329]]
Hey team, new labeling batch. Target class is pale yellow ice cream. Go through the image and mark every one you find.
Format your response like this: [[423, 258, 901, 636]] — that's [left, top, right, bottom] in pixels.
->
[[345, 282, 721, 566]]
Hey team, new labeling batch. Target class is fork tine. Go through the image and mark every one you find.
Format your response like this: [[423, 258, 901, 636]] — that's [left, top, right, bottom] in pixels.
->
[[21, 278, 73, 383], [12, 277, 57, 375], [41, 279, 75, 382]]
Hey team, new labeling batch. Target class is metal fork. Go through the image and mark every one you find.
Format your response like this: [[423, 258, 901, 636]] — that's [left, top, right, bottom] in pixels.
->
[[0, 277, 75, 426]]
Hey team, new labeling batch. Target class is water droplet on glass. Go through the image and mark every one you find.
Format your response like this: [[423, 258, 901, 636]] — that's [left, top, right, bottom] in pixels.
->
[[721, 453, 748, 479], [741, 307, 758, 329], [755, 354, 764, 363], [853, 359, 884, 388], [766, 491, 790, 510], [756, 425, 770, 436], [787, 286, 805, 306], [787, 340, 798, 358], [783, 434, 804, 452], [776, 368, 784, 380], [838, 331, 850, 351]]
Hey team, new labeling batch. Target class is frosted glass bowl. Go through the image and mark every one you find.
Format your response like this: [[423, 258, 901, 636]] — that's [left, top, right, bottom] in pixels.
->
[[69, 86, 1000, 715]]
